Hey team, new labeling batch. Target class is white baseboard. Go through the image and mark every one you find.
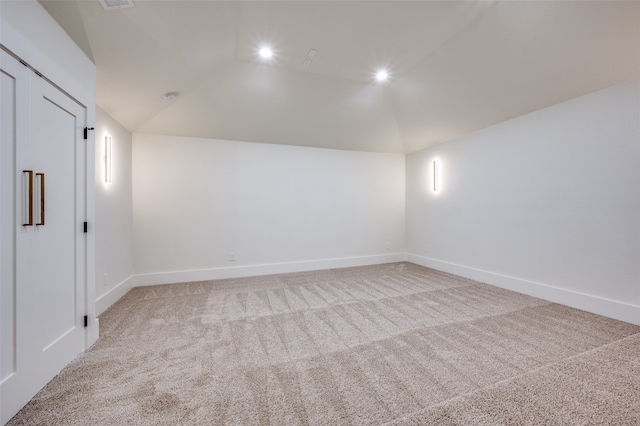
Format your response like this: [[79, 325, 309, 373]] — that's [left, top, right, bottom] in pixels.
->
[[133, 253, 407, 287], [101, 253, 639, 326], [96, 275, 134, 316], [406, 254, 640, 326]]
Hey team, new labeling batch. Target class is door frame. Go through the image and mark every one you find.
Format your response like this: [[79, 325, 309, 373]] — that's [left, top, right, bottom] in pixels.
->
[[1, 10, 98, 347], [0, 43, 98, 424]]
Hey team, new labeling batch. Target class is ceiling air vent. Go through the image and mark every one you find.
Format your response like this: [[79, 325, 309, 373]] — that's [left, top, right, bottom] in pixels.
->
[[98, 0, 135, 11]]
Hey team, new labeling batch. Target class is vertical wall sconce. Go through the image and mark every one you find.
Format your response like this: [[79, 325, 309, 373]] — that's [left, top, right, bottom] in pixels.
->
[[433, 160, 440, 192], [104, 135, 112, 183]]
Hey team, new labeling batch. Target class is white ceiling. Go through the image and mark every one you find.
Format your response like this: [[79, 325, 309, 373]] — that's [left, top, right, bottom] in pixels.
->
[[40, 0, 640, 153]]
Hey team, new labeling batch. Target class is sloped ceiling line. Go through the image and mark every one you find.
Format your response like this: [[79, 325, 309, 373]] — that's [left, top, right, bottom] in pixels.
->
[[40, 0, 640, 153]]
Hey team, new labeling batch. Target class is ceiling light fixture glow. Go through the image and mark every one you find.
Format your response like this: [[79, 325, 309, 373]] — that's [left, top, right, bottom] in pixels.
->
[[375, 70, 388, 82], [259, 47, 273, 59]]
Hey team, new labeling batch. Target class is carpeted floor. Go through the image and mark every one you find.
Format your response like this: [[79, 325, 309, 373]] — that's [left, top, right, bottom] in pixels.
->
[[8, 262, 640, 425]]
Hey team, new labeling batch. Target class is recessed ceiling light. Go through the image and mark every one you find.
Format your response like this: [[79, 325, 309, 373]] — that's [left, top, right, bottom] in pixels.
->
[[259, 47, 273, 59], [375, 70, 388, 82]]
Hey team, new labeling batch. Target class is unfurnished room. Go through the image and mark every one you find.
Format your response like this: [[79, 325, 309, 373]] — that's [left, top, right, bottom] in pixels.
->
[[1, 0, 639, 424]]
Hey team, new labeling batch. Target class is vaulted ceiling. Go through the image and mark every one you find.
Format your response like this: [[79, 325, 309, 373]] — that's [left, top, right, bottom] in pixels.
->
[[40, 0, 640, 153]]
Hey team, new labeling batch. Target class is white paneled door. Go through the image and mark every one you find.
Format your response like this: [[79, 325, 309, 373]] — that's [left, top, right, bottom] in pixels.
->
[[1, 50, 87, 424]]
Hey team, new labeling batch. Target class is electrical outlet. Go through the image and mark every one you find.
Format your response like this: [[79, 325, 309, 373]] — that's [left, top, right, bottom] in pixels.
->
[[103, 272, 109, 286], [386, 242, 391, 251], [228, 252, 235, 261], [425, 245, 430, 253]]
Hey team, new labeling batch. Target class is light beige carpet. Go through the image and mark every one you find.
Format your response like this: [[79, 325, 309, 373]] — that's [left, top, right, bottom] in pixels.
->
[[8, 262, 640, 425]]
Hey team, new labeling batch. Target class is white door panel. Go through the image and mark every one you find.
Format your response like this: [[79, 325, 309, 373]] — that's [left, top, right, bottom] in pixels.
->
[[30, 78, 85, 359], [1, 62, 19, 385], [1, 51, 34, 423]]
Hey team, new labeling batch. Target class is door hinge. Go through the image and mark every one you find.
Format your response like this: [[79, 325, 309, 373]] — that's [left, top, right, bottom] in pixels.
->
[[83, 127, 94, 140], [84, 315, 88, 327], [83, 222, 88, 233]]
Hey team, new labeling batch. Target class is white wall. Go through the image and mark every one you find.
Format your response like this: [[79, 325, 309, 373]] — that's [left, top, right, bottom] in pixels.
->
[[406, 78, 640, 324], [133, 134, 405, 284], [95, 107, 134, 315]]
